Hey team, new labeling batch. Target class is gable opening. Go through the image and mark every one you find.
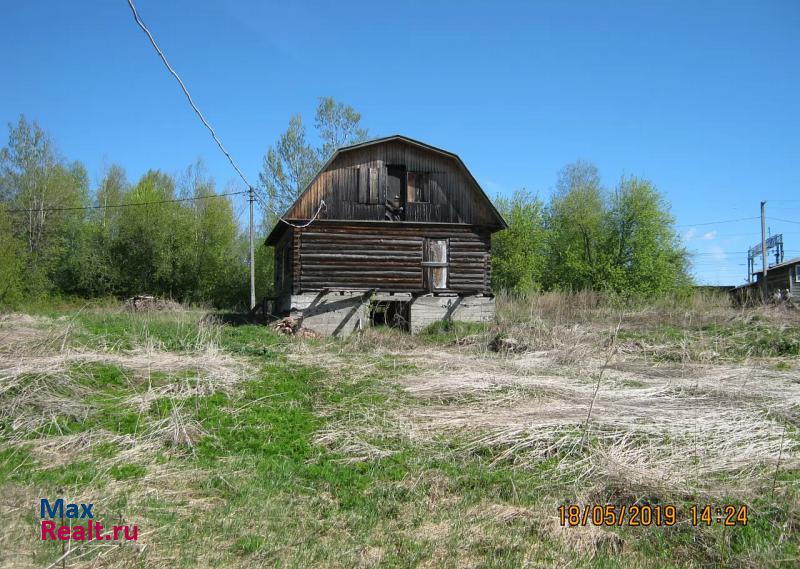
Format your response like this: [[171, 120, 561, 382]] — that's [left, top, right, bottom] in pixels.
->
[[384, 165, 406, 221], [356, 166, 380, 205], [406, 171, 428, 203]]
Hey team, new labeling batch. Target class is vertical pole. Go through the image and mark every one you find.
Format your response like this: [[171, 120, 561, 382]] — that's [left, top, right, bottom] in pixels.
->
[[761, 200, 767, 299], [249, 185, 256, 311]]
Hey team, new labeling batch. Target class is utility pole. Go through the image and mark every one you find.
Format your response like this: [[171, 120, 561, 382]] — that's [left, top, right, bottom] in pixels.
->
[[249, 185, 256, 311], [761, 200, 767, 298]]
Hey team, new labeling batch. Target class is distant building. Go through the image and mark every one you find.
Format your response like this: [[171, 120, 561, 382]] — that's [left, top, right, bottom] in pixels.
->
[[265, 135, 507, 336], [731, 257, 800, 304]]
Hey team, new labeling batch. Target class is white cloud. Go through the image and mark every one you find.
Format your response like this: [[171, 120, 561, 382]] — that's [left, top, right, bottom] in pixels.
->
[[684, 228, 696, 242], [702, 231, 717, 240], [710, 245, 726, 261]]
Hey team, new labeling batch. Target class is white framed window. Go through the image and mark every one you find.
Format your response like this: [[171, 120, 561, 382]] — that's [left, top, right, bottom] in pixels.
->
[[795, 265, 800, 283]]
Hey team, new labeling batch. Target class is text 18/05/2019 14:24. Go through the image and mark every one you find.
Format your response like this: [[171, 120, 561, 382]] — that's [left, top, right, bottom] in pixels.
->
[[558, 504, 749, 527]]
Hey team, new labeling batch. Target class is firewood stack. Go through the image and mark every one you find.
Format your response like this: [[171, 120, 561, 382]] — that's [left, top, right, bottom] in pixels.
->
[[272, 317, 322, 339], [273, 317, 299, 334]]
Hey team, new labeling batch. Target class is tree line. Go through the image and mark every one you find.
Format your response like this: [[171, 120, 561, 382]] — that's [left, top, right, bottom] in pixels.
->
[[492, 161, 691, 296], [0, 99, 690, 309], [0, 99, 370, 308], [0, 115, 254, 307]]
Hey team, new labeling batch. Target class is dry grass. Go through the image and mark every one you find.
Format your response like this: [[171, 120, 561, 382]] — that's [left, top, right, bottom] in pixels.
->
[[0, 310, 255, 569], [2, 294, 799, 568], [0, 350, 249, 438], [317, 291, 800, 501], [390, 347, 798, 496]]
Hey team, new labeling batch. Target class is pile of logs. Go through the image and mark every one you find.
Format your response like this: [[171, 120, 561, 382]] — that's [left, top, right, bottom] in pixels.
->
[[489, 334, 528, 354], [273, 317, 299, 334], [272, 318, 321, 339], [125, 295, 181, 312]]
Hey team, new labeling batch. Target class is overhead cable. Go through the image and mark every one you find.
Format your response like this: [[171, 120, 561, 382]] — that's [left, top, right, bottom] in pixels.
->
[[5, 190, 247, 213], [125, 0, 324, 229]]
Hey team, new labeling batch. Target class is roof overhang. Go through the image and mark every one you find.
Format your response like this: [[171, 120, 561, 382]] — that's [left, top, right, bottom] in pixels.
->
[[266, 218, 501, 246]]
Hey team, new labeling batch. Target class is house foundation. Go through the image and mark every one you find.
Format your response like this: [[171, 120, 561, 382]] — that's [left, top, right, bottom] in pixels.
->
[[279, 292, 495, 337], [282, 291, 369, 337], [408, 294, 496, 334]]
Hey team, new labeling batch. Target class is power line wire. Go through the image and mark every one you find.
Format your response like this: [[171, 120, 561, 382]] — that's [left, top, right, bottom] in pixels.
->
[[690, 248, 800, 257], [770, 217, 800, 225], [126, 0, 252, 191], [125, 0, 326, 230], [676, 216, 760, 228], [5, 190, 248, 214]]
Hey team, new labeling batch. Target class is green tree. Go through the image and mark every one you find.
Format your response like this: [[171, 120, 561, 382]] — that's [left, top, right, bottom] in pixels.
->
[[53, 165, 130, 298], [545, 161, 606, 290], [0, 116, 89, 296], [490, 162, 690, 297], [259, 97, 369, 219], [186, 174, 241, 305], [315, 97, 369, 161], [0, 206, 26, 306], [491, 190, 548, 293], [94, 164, 128, 228], [604, 176, 690, 295], [112, 171, 195, 299]]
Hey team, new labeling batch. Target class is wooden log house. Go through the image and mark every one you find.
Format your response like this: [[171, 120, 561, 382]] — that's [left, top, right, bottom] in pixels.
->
[[266, 135, 507, 336]]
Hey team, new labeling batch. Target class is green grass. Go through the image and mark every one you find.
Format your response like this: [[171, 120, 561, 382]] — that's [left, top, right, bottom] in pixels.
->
[[109, 463, 147, 481], [74, 310, 220, 352], [0, 446, 34, 484], [418, 319, 490, 344], [618, 321, 800, 362], [92, 441, 120, 459], [71, 362, 130, 390], [32, 460, 100, 488], [4, 310, 799, 568]]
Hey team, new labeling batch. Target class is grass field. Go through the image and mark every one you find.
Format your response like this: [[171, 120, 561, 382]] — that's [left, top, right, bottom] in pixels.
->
[[1, 292, 798, 568]]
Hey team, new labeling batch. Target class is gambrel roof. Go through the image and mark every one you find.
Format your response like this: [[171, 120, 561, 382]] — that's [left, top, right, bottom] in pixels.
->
[[266, 135, 506, 244]]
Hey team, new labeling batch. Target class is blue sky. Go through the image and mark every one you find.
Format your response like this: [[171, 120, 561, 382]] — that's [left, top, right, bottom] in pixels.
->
[[2, 0, 798, 285]]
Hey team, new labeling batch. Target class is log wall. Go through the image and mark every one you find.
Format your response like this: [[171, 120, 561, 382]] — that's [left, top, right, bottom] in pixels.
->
[[290, 222, 491, 295]]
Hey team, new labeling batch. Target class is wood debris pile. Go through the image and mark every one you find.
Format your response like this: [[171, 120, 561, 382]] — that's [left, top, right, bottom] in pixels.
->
[[488, 334, 528, 354], [125, 295, 182, 312], [272, 317, 320, 339]]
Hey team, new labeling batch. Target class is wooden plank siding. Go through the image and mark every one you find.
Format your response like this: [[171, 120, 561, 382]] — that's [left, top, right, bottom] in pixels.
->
[[791, 265, 800, 298], [283, 139, 500, 228], [759, 264, 793, 296], [289, 222, 492, 295]]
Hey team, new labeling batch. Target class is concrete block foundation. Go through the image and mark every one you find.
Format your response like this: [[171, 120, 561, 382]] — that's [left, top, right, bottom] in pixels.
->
[[408, 294, 496, 334], [279, 292, 495, 337], [285, 292, 369, 337]]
